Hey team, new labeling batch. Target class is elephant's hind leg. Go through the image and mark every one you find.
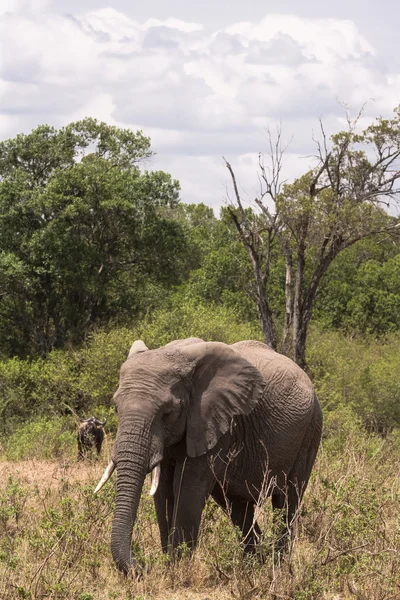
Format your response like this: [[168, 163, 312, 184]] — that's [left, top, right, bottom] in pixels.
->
[[273, 419, 321, 554], [231, 501, 263, 556], [272, 450, 310, 555], [271, 490, 296, 556], [211, 485, 263, 557]]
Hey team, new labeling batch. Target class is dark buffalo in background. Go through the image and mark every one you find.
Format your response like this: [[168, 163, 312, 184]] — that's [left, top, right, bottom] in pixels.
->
[[77, 416, 106, 460]]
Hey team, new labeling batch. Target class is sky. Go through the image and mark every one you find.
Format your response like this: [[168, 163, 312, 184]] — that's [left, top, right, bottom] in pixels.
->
[[1, 0, 400, 210]]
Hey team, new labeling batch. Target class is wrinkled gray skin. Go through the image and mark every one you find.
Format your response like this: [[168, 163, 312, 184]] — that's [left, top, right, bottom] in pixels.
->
[[110, 338, 322, 575]]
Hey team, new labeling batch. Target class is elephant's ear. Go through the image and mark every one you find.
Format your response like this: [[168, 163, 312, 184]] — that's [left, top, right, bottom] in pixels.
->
[[127, 340, 148, 358], [182, 342, 266, 458]]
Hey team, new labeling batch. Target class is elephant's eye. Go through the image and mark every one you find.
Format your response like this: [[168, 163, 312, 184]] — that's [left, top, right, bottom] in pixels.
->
[[162, 408, 172, 420]]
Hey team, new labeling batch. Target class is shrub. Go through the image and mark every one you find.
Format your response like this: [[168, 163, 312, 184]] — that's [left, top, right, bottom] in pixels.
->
[[307, 326, 400, 430], [4, 418, 76, 461], [134, 297, 262, 348], [0, 303, 262, 439]]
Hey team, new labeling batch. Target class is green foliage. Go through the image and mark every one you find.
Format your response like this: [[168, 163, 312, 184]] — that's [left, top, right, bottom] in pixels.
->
[[315, 238, 400, 333], [0, 119, 185, 357], [175, 206, 259, 322], [77, 328, 134, 408], [0, 304, 262, 440], [0, 350, 80, 436], [5, 418, 76, 460], [137, 296, 262, 349], [345, 256, 400, 333], [307, 326, 400, 431]]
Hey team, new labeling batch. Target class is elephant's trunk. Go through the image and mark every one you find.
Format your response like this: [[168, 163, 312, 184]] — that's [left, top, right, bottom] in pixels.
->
[[111, 418, 152, 575]]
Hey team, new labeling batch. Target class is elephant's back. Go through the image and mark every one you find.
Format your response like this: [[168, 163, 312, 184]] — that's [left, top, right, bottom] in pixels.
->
[[231, 340, 316, 433], [164, 338, 204, 350], [231, 341, 314, 398]]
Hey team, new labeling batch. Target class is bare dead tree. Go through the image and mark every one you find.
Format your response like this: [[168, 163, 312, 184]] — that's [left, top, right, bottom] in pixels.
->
[[225, 107, 400, 367], [224, 155, 277, 349]]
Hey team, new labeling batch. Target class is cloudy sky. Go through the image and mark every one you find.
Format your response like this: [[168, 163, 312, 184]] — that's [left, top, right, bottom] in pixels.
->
[[1, 0, 400, 209]]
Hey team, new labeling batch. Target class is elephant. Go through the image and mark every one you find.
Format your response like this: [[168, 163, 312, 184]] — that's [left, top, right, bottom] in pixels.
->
[[77, 416, 106, 460], [95, 338, 322, 575]]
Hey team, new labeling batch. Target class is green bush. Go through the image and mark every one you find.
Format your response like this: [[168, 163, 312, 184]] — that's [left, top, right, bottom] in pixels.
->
[[4, 418, 76, 461], [0, 351, 80, 436], [307, 326, 400, 431], [77, 328, 133, 408], [135, 296, 263, 348], [2, 315, 400, 457]]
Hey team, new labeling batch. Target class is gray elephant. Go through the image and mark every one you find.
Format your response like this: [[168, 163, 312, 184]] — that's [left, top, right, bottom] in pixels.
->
[[95, 338, 322, 575]]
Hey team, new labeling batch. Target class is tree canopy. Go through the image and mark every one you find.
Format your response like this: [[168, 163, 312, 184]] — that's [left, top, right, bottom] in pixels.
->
[[0, 119, 185, 357], [0, 112, 399, 365]]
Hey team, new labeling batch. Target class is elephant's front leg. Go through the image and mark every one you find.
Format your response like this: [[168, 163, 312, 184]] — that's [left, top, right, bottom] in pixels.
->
[[153, 460, 175, 553], [170, 455, 215, 555]]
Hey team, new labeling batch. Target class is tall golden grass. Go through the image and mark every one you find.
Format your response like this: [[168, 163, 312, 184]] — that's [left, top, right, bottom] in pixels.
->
[[1, 417, 400, 600]]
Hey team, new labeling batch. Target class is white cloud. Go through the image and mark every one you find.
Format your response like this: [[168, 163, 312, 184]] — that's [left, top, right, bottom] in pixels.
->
[[225, 15, 375, 61], [1, 0, 50, 14], [0, 6, 399, 209], [143, 17, 203, 33]]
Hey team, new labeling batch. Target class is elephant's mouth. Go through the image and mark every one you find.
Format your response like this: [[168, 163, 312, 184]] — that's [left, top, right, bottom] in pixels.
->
[[94, 459, 161, 496]]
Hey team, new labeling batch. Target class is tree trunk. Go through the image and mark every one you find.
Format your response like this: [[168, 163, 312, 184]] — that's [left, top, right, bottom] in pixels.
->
[[292, 244, 305, 366], [293, 323, 307, 369], [226, 205, 277, 350], [252, 254, 277, 349], [293, 241, 341, 368], [281, 242, 293, 354]]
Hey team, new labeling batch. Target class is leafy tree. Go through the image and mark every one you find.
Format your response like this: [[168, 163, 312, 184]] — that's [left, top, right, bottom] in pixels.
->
[[0, 119, 185, 357], [344, 256, 400, 333], [175, 206, 267, 323], [226, 107, 400, 366], [314, 237, 400, 332]]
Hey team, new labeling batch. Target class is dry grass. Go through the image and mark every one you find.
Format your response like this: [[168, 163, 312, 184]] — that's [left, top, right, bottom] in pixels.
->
[[1, 424, 400, 600]]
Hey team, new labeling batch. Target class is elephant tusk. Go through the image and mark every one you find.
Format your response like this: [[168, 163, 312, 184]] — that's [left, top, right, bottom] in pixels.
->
[[94, 460, 116, 494], [149, 464, 161, 496]]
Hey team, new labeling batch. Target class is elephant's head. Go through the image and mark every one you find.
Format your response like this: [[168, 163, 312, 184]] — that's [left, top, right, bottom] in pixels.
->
[[95, 338, 266, 574]]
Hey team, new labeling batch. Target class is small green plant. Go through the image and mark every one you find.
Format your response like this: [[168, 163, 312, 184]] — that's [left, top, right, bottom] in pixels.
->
[[16, 586, 31, 599], [0, 476, 27, 532]]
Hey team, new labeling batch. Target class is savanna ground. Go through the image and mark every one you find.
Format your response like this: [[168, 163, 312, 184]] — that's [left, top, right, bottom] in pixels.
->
[[1, 414, 400, 600]]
